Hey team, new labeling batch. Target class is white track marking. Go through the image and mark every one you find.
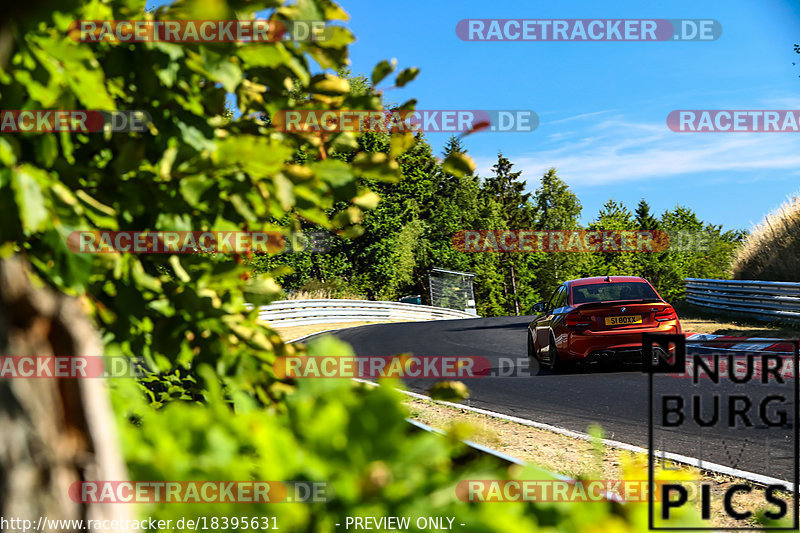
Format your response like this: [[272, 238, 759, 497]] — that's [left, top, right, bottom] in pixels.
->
[[353, 378, 796, 493], [289, 329, 795, 492]]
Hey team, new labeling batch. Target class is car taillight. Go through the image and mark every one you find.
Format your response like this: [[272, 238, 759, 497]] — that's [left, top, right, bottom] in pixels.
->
[[565, 311, 591, 328], [654, 306, 677, 322]]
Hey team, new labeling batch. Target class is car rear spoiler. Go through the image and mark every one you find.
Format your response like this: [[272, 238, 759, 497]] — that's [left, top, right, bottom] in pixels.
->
[[573, 299, 664, 309]]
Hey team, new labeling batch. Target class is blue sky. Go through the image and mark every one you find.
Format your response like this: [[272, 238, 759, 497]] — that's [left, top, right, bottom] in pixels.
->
[[338, 0, 800, 231], [147, 0, 800, 231]]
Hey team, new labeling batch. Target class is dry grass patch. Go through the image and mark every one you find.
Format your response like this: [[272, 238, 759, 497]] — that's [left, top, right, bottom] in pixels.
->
[[675, 303, 800, 338], [732, 191, 800, 282]]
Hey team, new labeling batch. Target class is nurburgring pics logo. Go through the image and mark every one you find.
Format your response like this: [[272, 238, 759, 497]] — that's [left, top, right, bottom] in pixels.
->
[[0, 110, 151, 133], [667, 110, 800, 132], [271, 110, 538, 133], [644, 335, 799, 530], [456, 19, 721, 41], [68, 20, 331, 42]]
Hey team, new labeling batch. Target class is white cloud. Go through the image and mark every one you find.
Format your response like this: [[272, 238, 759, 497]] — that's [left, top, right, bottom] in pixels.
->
[[475, 114, 800, 188]]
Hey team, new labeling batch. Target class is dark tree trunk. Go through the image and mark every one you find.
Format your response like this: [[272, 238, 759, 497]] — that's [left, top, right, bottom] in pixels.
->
[[0, 257, 134, 530]]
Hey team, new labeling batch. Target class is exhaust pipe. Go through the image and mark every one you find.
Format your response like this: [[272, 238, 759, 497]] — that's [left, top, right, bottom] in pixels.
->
[[600, 351, 614, 361]]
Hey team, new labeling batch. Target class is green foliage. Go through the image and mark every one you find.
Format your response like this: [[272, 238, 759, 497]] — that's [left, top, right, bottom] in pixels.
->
[[0, 1, 721, 530], [1, 0, 390, 400], [529, 168, 584, 304], [263, 129, 741, 315]]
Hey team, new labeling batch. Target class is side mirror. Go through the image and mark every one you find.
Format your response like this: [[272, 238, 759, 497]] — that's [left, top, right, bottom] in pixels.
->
[[532, 302, 545, 313]]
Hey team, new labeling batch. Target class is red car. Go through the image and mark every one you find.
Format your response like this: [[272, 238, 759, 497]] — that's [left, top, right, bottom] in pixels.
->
[[527, 276, 681, 372]]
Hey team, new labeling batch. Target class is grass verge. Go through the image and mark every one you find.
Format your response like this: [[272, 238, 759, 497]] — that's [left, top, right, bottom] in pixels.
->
[[405, 396, 794, 530], [676, 302, 800, 338]]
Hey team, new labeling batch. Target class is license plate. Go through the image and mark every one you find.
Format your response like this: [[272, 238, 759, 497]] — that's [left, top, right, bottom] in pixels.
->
[[605, 315, 642, 326]]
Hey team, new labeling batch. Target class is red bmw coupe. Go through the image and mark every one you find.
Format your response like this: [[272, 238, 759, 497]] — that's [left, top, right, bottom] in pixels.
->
[[527, 276, 681, 372]]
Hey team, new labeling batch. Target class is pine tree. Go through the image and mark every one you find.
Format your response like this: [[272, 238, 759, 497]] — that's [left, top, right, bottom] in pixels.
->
[[533, 168, 582, 230], [635, 199, 660, 230], [530, 168, 583, 302], [480, 153, 538, 315], [484, 152, 534, 228], [442, 135, 466, 157], [632, 198, 666, 288]]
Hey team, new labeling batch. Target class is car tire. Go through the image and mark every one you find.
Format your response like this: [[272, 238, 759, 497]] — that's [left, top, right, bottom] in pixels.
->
[[528, 331, 542, 375], [527, 331, 536, 361], [547, 333, 561, 373]]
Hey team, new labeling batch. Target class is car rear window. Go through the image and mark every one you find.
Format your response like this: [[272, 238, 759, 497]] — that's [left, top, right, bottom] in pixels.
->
[[571, 282, 659, 304]]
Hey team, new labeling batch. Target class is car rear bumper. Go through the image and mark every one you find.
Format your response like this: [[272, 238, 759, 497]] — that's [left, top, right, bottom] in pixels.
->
[[564, 322, 681, 362]]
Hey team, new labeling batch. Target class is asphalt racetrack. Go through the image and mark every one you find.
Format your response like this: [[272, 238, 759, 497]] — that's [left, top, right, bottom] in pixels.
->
[[309, 316, 797, 483]]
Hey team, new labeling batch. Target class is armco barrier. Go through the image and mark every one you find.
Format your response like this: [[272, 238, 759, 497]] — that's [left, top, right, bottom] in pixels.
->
[[254, 299, 479, 327], [685, 278, 800, 322]]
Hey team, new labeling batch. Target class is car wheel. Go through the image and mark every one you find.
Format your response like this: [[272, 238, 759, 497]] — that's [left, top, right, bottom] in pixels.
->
[[527, 331, 535, 360], [547, 333, 561, 373]]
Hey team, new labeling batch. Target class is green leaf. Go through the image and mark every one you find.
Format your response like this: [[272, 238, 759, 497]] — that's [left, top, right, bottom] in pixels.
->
[[352, 190, 380, 210], [177, 121, 216, 153], [442, 152, 476, 178], [309, 73, 350, 95], [169, 256, 191, 283], [273, 174, 295, 211], [179, 175, 215, 208], [0, 136, 19, 166], [390, 133, 415, 158], [236, 44, 292, 68], [214, 136, 291, 176], [352, 152, 401, 182], [395, 67, 420, 87], [329, 132, 359, 153], [315, 26, 355, 49], [34, 136, 58, 168], [209, 61, 243, 93], [371, 59, 396, 85], [311, 160, 354, 187], [10, 165, 49, 235], [75, 190, 117, 228]]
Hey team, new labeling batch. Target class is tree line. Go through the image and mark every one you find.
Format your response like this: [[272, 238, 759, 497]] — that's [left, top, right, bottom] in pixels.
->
[[253, 79, 744, 316]]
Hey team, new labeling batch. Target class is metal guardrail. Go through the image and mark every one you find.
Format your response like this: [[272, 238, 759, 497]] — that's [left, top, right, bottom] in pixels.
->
[[685, 278, 800, 322], [254, 299, 479, 327]]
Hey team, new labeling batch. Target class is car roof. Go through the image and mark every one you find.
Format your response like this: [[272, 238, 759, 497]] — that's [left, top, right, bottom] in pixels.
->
[[567, 276, 648, 287]]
